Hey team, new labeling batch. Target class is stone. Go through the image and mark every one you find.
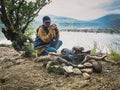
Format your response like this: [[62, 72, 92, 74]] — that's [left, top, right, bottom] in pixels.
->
[[63, 66, 73, 73], [46, 61, 57, 69], [47, 65, 65, 75], [0, 57, 9, 62], [81, 68, 93, 74], [46, 61, 51, 70], [77, 64, 84, 69], [82, 72, 91, 79], [0, 66, 3, 71], [83, 62, 93, 68], [73, 68, 82, 75]]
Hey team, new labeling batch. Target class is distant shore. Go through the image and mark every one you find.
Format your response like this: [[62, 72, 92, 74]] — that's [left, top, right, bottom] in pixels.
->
[[60, 29, 120, 34]]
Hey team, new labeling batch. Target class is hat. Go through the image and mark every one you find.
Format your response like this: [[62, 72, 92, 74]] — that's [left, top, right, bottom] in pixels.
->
[[43, 16, 51, 23]]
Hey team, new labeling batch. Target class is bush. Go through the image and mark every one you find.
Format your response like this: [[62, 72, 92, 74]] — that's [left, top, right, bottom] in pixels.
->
[[22, 42, 36, 57], [109, 49, 120, 63]]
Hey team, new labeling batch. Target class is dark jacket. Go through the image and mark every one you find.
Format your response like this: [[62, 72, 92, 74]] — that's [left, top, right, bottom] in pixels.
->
[[34, 24, 59, 55]]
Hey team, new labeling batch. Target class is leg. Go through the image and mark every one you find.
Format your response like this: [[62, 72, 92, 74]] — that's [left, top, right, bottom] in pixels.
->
[[36, 46, 57, 56], [45, 46, 57, 53], [51, 40, 63, 50], [36, 48, 45, 57]]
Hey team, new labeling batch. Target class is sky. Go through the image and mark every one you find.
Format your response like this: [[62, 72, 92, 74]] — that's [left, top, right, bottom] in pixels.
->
[[39, 0, 120, 20]]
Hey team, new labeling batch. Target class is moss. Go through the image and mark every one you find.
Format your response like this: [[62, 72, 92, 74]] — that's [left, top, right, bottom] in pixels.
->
[[47, 65, 65, 75]]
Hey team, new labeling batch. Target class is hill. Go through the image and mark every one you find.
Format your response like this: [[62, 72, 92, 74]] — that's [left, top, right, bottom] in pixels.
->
[[34, 14, 120, 29], [1, 14, 120, 30], [91, 14, 120, 29], [34, 14, 87, 29]]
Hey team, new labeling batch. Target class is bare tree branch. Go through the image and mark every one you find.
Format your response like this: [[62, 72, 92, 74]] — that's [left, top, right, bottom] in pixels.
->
[[15, 0, 25, 28], [0, 0, 15, 31]]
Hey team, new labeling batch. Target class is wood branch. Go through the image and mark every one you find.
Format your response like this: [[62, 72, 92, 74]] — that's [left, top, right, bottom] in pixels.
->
[[34, 55, 77, 67], [21, 17, 33, 33], [104, 57, 115, 64], [15, 0, 25, 28], [11, 0, 17, 4], [8, 0, 16, 25], [21, 3, 47, 33], [33, 0, 50, 17], [81, 55, 115, 64], [0, 0, 15, 32]]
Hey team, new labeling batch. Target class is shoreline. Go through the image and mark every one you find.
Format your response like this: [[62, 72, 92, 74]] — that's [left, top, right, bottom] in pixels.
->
[[60, 29, 120, 34]]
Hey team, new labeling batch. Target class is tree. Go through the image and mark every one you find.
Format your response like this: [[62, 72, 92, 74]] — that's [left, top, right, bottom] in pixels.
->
[[0, 0, 51, 51]]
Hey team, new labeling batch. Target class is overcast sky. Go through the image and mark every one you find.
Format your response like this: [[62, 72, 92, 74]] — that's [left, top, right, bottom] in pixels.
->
[[39, 0, 120, 20]]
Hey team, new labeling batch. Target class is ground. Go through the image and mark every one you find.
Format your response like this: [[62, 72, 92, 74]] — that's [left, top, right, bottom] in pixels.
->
[[0, 46, 120, 90]]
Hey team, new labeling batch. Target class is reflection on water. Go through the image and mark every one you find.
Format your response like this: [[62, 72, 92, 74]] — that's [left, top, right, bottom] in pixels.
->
[[0, 31, 120, 53]]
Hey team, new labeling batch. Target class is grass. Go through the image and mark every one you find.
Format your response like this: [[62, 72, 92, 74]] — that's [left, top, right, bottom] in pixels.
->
[[22, 42, 36, 57], [90, 42, 97, 55], [109, 48, 120, 63], [90, 42, 120, 63]]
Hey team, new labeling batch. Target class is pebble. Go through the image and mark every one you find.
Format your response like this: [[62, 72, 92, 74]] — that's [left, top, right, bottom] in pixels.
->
[[73, 68, 82, 75], [83, 62, 93, 68], [46, 61, 53, 70], [63, 66, 73, 73], [82, 72, 91, 79], [77, 64, 84, 69], [0, 57, 9, 62], [0, 66, 3, 71], [81, 68, 93, 74]]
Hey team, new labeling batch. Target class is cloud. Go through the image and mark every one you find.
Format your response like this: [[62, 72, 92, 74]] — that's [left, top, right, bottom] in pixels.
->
[[102, 0, 120, 10], [39, 0, 120, 20]]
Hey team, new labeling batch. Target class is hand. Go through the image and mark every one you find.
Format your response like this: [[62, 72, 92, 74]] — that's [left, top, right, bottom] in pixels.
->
[[49, 24, 58, 30]]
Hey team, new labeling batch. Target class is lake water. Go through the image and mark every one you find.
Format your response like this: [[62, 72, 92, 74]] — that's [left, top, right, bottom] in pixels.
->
[[0, 31, 120, 53], [59, 32, 120, 53]]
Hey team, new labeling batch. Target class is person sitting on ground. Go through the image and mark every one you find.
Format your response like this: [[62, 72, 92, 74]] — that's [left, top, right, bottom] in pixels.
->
[[34, 16, 63, 57]]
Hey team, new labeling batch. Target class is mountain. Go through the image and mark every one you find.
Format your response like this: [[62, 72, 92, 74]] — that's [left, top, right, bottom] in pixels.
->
[[34, 14, 88, 29], [34, 14, 120, 29], [0, 14, 120, 30], [91, 14, 120, 29]]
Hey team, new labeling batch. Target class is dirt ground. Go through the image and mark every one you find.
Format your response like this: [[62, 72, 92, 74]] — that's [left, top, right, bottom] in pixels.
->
[[0, 47, 120, 90]]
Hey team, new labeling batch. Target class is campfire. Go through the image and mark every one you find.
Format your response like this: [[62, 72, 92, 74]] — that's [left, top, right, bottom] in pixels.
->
[[34, 46, 114, 78]]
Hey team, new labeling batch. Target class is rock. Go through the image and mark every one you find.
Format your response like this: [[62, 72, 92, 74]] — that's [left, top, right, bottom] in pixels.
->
[[47, 65, 65, 75], [77, 64, 84, 69], [0, 66, 3, 71], [46, 61, 57, 69], [0, 78, 6, 83], [82, 72, 91, 79], [81, 68, 93, 74], [73, 68, 82, 75], [90, 60, 102, 73], [83, 62, 93, 68], [15, 59, 25, 65], [0, 57, 9, 62], [46, 61, 52, 70], [63, 66, 73, 73]]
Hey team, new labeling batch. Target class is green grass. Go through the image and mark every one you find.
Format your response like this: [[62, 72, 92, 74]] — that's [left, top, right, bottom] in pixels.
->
[[90, 41, 97, 55], [90, 42, 120, 63], [109, 48, 120, 63], [22, 42, 36, 57]]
